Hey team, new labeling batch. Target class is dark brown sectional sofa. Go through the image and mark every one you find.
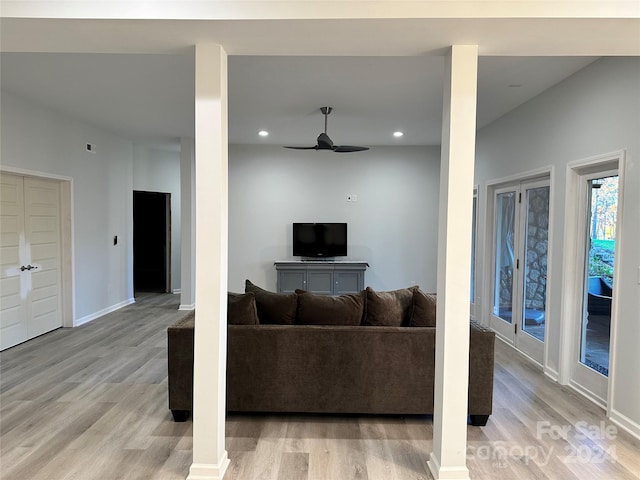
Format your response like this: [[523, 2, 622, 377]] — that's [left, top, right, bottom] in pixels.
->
[[168, 281, 495, 426]]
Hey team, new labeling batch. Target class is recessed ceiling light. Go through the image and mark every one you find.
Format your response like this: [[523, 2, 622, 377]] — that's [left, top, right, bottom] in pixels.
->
[[258, 130, 269, 137], [393, 131, 404, 138]]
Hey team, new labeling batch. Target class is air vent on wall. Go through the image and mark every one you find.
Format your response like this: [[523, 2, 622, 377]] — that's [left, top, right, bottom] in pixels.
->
[[86, 143, 97, 154]]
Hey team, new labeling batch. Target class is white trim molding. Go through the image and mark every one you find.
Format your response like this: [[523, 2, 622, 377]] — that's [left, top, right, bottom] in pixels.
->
[[610, 409, 640, 441], [74, 298, 135, 327], [0, 165, 73, 183], [186, 455, 231, 480]]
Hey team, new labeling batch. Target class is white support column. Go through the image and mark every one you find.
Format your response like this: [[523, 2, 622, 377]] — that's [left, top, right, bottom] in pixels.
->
[[428, 45, 478, 480], [179, 136, 196, 310], [188, 44, 230, 480]]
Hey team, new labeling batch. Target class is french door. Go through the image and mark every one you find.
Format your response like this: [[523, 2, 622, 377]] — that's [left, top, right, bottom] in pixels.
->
[[491, 178, 550, 364], [0, 173, 63, 350], [570, 171, 618, 403]]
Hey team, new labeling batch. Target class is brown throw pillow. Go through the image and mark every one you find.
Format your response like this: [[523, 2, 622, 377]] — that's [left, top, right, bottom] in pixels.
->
[[297, 291, 365, 326], [227, 292, 259, 325], [245, 279, 297, 325], [409, 290, 437, 327], [363, 286, 417, 327]]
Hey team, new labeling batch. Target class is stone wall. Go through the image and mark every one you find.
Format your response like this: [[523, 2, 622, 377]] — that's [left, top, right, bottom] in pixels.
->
[[524, 187, 549, 311]]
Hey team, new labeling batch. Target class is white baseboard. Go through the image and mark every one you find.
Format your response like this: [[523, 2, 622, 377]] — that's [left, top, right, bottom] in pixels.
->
[[187, 454, 230, 480], [179, 303, 195, 311], [568, 381, 607, 410], [172, 288, 182, 294], [495, 335, 543, 369], [610, 408, 640, 440], [544, 366, 559, 382], [74, 298, 135, 327]]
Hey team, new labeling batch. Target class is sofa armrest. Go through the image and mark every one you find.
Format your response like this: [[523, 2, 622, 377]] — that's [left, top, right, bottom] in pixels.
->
[[167, 312, 195, 418], [468, 320, 495, 416]]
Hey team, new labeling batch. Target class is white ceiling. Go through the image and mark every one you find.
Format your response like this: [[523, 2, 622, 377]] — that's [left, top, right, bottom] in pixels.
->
[[0, 52, 597, 148], [1, 6, 637, 149]]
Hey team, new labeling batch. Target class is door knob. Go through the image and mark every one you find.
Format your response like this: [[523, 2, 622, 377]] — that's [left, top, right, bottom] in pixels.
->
[[20, 265, 34, 271]]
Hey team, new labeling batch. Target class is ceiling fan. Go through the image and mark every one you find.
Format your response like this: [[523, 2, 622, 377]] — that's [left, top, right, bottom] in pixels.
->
[[284, 107, 370, 153]]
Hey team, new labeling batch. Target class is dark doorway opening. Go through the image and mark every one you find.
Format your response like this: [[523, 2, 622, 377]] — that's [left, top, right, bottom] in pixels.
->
[[133, 191, 171, 295]]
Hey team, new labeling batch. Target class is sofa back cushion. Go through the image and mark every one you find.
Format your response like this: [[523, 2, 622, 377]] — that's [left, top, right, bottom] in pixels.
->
[[228, 292, 259, 325], [245, 280, 297, 325], [363, 286, 417, 327], [409, 290, 437, 327], [296, 291, 365, 326]]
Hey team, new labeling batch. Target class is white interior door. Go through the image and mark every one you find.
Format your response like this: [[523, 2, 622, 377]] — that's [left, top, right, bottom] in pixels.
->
[[490, 178, 550, 364], [0, 173, 62, 350], [1, 173, 29, 349]]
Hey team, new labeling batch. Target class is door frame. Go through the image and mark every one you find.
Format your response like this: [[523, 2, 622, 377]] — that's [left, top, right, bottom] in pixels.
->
[[559, 150, 626, 413], [133, 190, 171, 294], [0, 166, 74, 328], [483, 165, 554, 368], [470, 185, 479, 321]]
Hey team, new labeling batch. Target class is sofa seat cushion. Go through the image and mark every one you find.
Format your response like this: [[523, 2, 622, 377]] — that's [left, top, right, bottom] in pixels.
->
[[363, 286, 417, 327], [409, 289, 437, 327], [296, 291, 365, 326], [228, 292, 259, 325], [245, 280, 297, 325]]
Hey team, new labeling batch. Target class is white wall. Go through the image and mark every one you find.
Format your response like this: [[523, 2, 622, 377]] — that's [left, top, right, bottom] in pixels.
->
[[228, 144, 440, 293], [132, 144, 182, 292], [475, 57, 640, 435], [0, 90, 134, 321]]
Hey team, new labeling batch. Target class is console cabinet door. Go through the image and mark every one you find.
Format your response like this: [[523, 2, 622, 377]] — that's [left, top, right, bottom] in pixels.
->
[[307, 270, 333, 295], [334, 271, 362, 294], [278, 270, 306, 293]]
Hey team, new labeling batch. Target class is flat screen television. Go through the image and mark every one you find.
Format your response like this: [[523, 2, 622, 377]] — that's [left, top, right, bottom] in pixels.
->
[[293, 222, 347, 258]]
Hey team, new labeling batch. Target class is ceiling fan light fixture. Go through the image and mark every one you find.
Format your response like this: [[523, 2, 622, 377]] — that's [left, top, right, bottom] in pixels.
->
[[283, 106, 369, 153]]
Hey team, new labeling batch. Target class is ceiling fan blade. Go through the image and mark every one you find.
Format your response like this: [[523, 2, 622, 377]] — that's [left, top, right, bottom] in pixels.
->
[[284, 146, 318, 150], [333, 145, 370, 153]]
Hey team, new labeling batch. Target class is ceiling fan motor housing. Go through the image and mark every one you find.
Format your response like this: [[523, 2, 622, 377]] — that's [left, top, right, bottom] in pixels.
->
[[316, 132, 334, 150]]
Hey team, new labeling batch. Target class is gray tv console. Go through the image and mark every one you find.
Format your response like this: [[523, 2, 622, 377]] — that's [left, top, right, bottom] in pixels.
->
[[275, 261, 369, 295]]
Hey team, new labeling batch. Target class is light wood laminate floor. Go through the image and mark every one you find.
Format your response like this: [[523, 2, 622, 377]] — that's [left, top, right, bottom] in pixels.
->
[[1, 293, 638, 479]]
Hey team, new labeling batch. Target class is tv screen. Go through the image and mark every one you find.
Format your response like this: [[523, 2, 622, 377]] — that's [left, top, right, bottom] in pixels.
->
[[293, 223, 347, 258]]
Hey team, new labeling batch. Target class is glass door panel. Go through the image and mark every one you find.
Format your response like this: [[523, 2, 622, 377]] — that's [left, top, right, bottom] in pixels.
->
[[580, 175, 617, 377], [493, 190, 516, 325], [521, 186, 550, 342]]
